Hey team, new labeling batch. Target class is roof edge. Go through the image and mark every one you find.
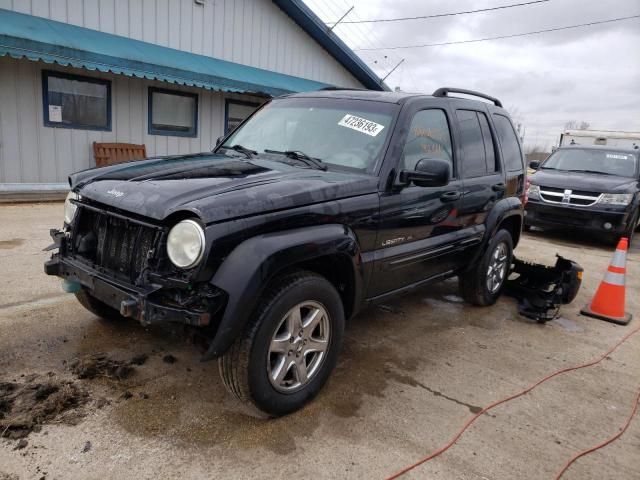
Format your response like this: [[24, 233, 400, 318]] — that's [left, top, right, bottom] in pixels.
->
[[273, 0, 389, 92]]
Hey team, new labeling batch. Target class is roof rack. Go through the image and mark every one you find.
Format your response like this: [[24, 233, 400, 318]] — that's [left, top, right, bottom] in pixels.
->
[[432, 87, 503, 108]]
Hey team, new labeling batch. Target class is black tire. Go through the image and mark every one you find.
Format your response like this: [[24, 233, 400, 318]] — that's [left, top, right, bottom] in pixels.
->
[[459, 229, 514, 306], [75, 289, 126, 321], [219, 271, 345, 417]]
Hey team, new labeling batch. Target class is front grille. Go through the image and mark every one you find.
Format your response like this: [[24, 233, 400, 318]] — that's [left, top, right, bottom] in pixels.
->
[[538, 213, 587, 227], [539, 186, 601, 207], [73, 205, 163, 283]]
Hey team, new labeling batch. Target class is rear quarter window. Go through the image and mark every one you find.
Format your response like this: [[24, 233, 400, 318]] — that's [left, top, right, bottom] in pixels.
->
[[493, 114, 523, 172]]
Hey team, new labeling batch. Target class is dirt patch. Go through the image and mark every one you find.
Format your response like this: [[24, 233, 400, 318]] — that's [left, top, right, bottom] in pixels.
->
[[0, 238, 24, 250], [69, 353, 137, 380], [0, 472, 20, 480], [0, 375, 89, 440], [162, 354, 177, 364], [129, 354, 148, 366]]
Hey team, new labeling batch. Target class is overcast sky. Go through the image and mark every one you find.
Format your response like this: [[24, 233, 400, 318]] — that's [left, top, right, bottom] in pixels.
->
[[305, 0, 640, 150]]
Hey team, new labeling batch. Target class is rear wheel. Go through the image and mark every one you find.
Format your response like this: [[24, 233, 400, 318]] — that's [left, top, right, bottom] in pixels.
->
[[75, 289, 125, 321], [459, 229, 514, 306], [219, 271, 345, 416]]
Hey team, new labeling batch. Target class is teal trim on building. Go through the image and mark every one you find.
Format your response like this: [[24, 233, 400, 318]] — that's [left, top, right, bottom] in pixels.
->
[[0, 8, 331, 97]]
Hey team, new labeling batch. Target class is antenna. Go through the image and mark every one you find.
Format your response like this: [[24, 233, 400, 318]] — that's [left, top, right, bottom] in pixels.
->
[[328, 6, 354, 32], [381, 58, 405, 83]]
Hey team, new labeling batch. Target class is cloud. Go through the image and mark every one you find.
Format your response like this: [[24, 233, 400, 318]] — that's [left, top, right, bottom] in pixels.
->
[[306, 0, 640, 149]]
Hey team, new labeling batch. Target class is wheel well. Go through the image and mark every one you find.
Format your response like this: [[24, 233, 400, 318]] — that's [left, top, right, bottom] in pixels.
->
[[498, 215, 523, 247], [286, 254, 356, 319]]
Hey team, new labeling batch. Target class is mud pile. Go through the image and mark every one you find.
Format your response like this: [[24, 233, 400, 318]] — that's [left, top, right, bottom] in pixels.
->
[[69, 353, 139, 380], [0, 375, 88, 439]]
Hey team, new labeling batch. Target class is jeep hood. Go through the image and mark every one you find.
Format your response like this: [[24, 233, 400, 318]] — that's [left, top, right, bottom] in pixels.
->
[[70, 153, 378, 223], [530, 169, 638, 193]]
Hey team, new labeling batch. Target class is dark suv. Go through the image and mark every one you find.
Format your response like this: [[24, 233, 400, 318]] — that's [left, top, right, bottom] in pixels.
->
[[45, 88, 526, 416], [526, 145, 640, 244]]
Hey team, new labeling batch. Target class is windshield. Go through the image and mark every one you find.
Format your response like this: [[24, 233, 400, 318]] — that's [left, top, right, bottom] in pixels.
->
[[220, 97, 397, 172], [542, 148, 638, 177]]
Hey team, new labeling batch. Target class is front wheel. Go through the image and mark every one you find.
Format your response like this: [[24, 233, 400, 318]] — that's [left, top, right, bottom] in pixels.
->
[[459, 229, 514, 306], [218, 271, 345, 416]]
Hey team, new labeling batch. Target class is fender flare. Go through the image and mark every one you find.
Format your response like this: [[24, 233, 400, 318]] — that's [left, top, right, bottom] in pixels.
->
[[468, 197, 523, 268], [202, 224, 362, 360]]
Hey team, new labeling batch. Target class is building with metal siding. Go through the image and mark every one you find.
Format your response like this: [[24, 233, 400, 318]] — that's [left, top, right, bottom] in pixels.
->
[[0, 0, 385, 193]]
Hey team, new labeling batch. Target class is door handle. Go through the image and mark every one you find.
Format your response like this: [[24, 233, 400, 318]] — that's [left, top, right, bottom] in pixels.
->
[[440, 191, 461, 202], [492, 183, 506, 192]]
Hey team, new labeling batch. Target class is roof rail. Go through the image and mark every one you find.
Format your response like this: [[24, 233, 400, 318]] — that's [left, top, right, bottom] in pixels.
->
[[319, 86, 366, 91], [432, 87, 503, 107]]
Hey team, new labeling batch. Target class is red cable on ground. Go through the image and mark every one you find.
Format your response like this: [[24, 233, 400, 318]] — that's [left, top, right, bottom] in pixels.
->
[[554, 387, 640, 479], [384, 324, 640, 480]]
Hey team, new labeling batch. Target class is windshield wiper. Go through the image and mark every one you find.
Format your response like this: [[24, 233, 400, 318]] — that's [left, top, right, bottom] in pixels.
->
[[264, 149, 327, 171], [221, 144, 257, 159], [568, 169, 613, 176]]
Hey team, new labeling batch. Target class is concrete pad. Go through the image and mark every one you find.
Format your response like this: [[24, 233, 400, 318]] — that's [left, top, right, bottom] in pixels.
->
[[1, 203, 639, 479]]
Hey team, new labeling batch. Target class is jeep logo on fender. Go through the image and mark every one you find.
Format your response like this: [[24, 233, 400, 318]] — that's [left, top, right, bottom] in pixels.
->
[[107, 188, 124, 198]]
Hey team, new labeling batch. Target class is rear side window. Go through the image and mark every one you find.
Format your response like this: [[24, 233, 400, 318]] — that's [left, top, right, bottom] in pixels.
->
[[456, 110, 497, 178], [493, 114, 523, 172], [401, 109, 454, 175]]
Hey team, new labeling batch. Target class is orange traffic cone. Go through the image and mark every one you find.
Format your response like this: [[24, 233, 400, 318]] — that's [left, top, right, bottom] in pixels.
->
[[581, 237, 632, 325]]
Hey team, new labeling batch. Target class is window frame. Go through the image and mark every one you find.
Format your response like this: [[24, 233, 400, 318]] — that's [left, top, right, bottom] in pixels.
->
[[224, 98, 260, 134], [400, 107, 457, 180], [41, 70, 112, 131], [456, 109, 500, 179], [148, 86, 199, 138], [477, 111, 500, 175]]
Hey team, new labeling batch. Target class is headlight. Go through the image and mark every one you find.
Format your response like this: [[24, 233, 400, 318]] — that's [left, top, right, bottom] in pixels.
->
[[167, 219, 205, 269], [64, 191, 79, 225], [527, 184, 540, 199], [598, 193, 633, 206]]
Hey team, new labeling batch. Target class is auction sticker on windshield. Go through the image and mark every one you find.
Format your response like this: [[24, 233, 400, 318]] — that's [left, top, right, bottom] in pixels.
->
[[338, 114, 385, 137]]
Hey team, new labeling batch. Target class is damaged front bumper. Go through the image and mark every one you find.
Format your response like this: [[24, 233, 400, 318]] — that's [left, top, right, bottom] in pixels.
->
[[44, 230, 221, 327]]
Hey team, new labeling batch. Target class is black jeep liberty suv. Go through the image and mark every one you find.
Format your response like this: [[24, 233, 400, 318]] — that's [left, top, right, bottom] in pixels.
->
[[45, 88, 526, 416]]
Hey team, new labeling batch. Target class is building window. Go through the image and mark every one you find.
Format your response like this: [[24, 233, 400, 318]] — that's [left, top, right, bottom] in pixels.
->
[[42, 71, 111, 130], [225, 99, 259, 134], [148, 87, 198, 137]]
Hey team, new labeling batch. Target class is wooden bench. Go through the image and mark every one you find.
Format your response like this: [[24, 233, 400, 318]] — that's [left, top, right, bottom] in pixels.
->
[[93, 142, 147, 167]]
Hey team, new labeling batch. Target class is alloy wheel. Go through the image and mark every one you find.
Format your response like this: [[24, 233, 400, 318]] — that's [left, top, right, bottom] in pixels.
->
[[486, 242, 509, 294], [267, 301, 330, 393]]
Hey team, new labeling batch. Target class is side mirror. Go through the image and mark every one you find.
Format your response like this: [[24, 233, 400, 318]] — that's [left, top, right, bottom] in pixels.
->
[[399, 158, 450, 188], [215, 135, 224, 147], [529, 161, 540, 170]]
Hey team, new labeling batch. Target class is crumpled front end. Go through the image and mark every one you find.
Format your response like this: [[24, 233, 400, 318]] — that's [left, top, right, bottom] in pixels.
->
[[44, 199, 225, 328]]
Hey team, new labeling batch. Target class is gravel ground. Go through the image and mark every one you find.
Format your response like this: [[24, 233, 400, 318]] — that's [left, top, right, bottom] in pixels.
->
[[0, 202, 639, 480]]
